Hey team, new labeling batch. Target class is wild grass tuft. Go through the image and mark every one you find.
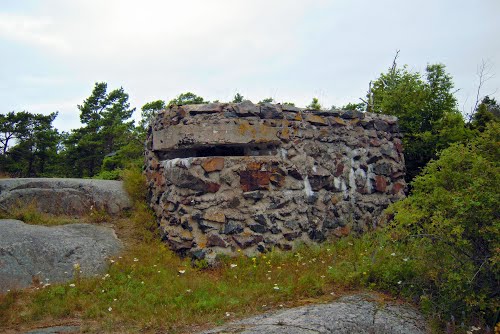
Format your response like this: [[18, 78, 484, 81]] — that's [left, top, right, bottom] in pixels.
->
[[0, 201, 78, 226]]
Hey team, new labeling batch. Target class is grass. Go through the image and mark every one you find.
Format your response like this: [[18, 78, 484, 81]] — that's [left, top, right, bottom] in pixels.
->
[[0, 206, 429, 334], [0, 169, 489, 333], [0, 200, 112, 226]]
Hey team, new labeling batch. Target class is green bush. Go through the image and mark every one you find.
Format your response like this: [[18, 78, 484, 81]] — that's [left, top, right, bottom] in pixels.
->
[[93, 169, 122, 180], [386, 122, 500, 325]]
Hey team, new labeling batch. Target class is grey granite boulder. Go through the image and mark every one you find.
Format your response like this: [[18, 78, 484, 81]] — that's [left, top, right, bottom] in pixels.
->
[[202, 294, 428, 334], [0, 178, 132, 216], [0, 219, 123, 293]]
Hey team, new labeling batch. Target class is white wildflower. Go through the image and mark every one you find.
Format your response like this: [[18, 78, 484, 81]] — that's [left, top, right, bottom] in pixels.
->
[[108, 307, 112, 312], [69, 283, 75, 287], [178, 270, 186, 274], [230, 264, 237, 268]]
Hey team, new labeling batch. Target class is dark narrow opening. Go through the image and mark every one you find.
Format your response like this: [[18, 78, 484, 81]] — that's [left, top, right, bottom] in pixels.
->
[[158, 143, 279, 160]]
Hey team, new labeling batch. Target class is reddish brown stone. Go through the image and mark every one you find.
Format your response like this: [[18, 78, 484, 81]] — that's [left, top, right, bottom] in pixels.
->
[[150, 157, 160, 169], [370, 138, 381, 147], [207, 234, 227, 247], [394, 139, 403, 153], [270, 173, 285, 187], [201, 157, 225, 172], [395, 142, 403, 153], [205, 182, 221, 193], [333, 226, 351, 237], [176, 107, 187, 119], [246, 161, 262, 171], [334, 163, 344, 177], [392, 182, 405, 195], [375, 175, 387, 193], [149, 171, 166, 187], [240, 170, 271, 192]]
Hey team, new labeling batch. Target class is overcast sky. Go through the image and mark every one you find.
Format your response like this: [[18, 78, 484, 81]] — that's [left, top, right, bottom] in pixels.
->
[[1, 0, 499, 131]]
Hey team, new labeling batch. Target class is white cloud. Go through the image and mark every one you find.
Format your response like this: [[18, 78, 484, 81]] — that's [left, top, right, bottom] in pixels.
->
[[0, 13, 69, 52]]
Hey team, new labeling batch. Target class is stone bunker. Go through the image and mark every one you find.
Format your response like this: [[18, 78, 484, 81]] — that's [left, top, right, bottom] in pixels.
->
[[145, 101, 406, 260]]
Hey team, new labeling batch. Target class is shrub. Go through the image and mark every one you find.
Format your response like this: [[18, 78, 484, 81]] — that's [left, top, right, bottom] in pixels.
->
[[386, 122, 500, 326]]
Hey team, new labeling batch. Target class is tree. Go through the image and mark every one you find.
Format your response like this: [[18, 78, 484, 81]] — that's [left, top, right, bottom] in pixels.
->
[[167, 92, 206, 106], [232, 93, 244, 103], [471, 96, 500, 132], [369, 62, 471, 182], [307, 97, 321, 110], [0, 111, 32, 155], [140, 100, 165, 130], [63, 82, 135, 177], [0, 111, 60, 177]]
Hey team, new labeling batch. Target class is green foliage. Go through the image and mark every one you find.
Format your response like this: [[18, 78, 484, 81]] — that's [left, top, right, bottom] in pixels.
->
[[0, 111, 61, 177], [167, 92, 206, 106], [307, 97, 321, 110], [140, 100, 165, 130], [471, 96, 500, 132], [62, 82, 136, 177], [258, 97, 274, 104], [232, 93, 244, 103], [93, 169, 121, 180], [341, 102, 364, 111], [283, 102, 295, 107], [386, 123, 500, 325], [370, 63, 472, 182]]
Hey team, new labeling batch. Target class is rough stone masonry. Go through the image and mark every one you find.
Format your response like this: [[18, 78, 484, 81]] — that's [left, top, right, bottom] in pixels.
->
[[145, 101, 406, 260]]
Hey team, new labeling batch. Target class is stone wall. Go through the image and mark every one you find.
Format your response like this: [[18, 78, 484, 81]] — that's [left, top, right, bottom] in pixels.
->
[[145, 101, 406, 260]]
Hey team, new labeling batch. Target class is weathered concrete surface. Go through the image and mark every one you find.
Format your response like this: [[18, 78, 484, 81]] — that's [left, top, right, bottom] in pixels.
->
[[0, 219, 123, 293], [145, 101, 406, 259], [0, 178, 132, 216], [202, 294, 428, 334]]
